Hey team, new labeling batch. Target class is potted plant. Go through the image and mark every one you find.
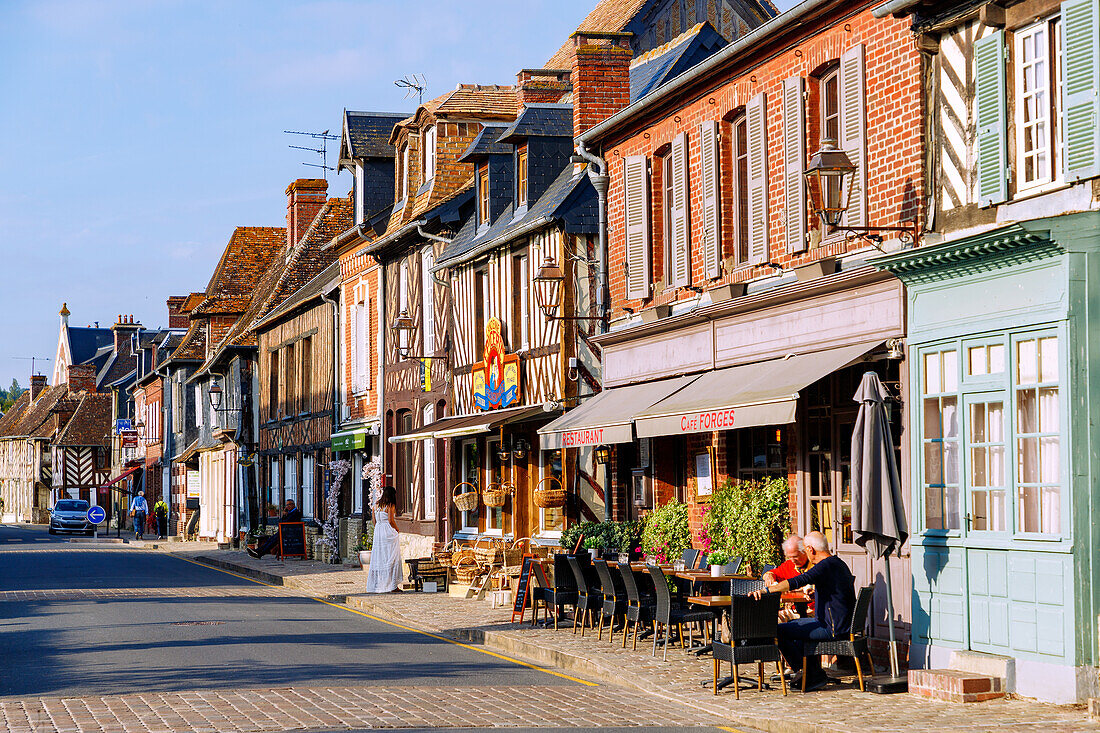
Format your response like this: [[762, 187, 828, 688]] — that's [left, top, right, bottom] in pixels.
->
[[706, 549, 736, 576], [355, 525, 374, 572], [583, 536, 602, 559], [245, 527, 264, 553]]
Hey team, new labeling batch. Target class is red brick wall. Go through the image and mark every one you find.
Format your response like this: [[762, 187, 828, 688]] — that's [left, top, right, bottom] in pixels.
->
[[601, 8, 922, 316], [571, 32, 633, 137], [338, 252, 380, 421], [285, 179, 327, 248], [516, 69, 571, 111]]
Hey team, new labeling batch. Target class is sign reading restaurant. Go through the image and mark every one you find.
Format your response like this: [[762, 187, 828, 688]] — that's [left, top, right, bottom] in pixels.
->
[[562, 428, 604, 447]]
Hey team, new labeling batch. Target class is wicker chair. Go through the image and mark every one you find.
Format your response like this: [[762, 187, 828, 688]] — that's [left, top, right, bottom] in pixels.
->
[[593, 559, 628, 644], [801, 585, 876, 692], [712, 593, 786, 698], [729, 577, 766, 597], [682, 548, 700, 568], [646, 565, 715, 660], [617, 560, 656, 649], [566, 554, 602, 636]]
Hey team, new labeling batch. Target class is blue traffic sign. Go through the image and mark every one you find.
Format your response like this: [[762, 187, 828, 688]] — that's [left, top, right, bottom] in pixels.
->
[[87, 505, 106, 524]]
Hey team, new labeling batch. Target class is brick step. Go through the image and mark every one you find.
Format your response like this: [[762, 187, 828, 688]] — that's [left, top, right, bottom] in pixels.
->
[[909, 669, 1005, 703]]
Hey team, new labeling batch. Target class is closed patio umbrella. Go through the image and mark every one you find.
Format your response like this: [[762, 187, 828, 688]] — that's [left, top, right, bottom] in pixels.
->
[[851, 371, 908, 689]]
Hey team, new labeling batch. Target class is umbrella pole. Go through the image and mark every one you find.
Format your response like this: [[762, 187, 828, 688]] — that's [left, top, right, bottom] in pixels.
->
[[883, 553, 900, 679]]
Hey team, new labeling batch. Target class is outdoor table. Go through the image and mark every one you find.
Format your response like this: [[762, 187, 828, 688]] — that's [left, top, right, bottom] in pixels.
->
[[673, 570, 752, 582]]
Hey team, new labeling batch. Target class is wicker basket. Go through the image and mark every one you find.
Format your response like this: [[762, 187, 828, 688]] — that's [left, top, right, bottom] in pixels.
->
[[452, 482, 479, 512], [433, 539, 456, 568], [482, 481, 513, 508], [473, 538, 502, 566], [452, 556, 481, 584], [533, 476, 566, 508]]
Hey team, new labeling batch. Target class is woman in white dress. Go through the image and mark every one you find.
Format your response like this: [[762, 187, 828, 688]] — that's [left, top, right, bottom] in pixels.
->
[[364, 485, 404, 593]]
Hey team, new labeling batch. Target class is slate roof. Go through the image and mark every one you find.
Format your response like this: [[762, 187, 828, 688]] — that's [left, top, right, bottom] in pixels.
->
[[629, 23, 728, 101], [54, 392, 111, 447], [457, 123, 512, 163], [189, 227, 286, 317], [435, 164, 596, 268], [67, 327, 113, 367], [545, 0, 650, 68], [498, 104, 573, 143], [339, 111, 408, 166]]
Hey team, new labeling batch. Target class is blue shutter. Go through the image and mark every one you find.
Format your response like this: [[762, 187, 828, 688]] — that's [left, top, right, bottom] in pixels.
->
[[1061, 0, 1100, 181], [974, 30, 1008, 206]]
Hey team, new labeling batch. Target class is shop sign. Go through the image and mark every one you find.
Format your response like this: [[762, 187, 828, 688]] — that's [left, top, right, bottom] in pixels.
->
[[678, 408, 736, 433], [562, 428, 604, 447], [120, 430, 139, 448], [331, 430, 368, 452], [186, 470, 200, 499], [472, 317, 520, 411]]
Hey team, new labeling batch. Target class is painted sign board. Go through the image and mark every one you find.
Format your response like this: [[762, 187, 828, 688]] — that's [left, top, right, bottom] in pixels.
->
[[472, 317, 520, 411], [120, 430, 138, 448], [186, 470, 200, 499]]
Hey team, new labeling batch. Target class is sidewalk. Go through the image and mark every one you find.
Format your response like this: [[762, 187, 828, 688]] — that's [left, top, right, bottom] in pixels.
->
[[182, 548, 1097, 733]]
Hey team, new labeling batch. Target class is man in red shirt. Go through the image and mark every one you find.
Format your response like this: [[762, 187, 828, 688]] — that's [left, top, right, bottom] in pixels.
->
[[764, 535, 814, 619]]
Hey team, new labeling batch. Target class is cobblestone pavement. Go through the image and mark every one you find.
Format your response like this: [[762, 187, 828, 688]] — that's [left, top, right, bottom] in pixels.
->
[[0, 685, 723, 732], [176, 549, 1100, 733], [0, 585, 288, 601]]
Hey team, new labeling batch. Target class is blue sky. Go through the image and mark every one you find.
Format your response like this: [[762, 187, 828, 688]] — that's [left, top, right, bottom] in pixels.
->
[[0, 0, 798, 391]]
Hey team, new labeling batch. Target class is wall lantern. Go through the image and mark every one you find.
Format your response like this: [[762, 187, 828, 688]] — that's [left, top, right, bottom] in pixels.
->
[[134, 420, 146, 440], [512, 437, 529, 461], [804, 138, 918, 248], [392, 308, 447, 361], [208, 381, 224, 410], [594, 444, 612, 465], [533, 255, 605, 324]]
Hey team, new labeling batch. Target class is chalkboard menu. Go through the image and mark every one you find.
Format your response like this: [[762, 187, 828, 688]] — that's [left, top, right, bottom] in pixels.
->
[[277, 522, 307, 559], [511, 555, 537, 622]]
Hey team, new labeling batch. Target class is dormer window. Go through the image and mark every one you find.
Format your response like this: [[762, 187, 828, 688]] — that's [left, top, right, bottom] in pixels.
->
[[422, 125, 436, 183], [354, 164, 365, 223], [398, 142, 410, 201], [516, 147, 528, 207], [478, 163, 490, 227]]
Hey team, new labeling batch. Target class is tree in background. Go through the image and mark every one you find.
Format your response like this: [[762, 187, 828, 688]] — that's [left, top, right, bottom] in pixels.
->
[[0, 379, 24, 412]]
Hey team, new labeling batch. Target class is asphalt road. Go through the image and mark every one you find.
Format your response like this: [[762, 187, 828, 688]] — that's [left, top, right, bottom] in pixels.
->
[[0, 524, 575, 698]]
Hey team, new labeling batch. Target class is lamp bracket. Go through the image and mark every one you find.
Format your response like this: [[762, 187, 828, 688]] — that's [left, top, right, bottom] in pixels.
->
[[831, 224, 919, 252]]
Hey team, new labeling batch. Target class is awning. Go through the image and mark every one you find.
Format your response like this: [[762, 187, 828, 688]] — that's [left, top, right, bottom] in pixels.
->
[[97, 466, 140, 491], [176, 439, 201, 464], [388, 405, 549, 444], [538, 375, 697, 450], [331, 423, 379, 452], [634, 341, 881, 439]]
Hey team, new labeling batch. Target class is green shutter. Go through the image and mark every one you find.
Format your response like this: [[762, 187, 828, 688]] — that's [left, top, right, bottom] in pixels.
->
[[1062, 0, 1100, 181], [974, 30, 1007, 205]]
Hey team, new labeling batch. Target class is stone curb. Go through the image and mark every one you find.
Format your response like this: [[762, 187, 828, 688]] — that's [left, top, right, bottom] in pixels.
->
[[191, 555, 288, 587]]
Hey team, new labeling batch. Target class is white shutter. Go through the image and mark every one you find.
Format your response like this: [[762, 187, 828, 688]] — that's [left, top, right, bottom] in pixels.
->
[[839, 45, 867, 228], [623, 155, 651, 299], [670, 132, 690, 286], [782, 76, 807, 254], [356, 287, 369, 391], [746, 92, 770, 265], [422, 403, 436, 520], [974, 30, 1008, 205], [1061, 0, 1100, 181], [699, 120, 721, 279], [348, 289, 358, 393]]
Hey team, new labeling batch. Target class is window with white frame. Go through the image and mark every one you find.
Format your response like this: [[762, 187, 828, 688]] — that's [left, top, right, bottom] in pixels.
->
[[730, 112, 750, 265], [398, 143, 410, 200], [399, 260, 410, 354], [355, 164, 365, 223], [1015, 335, 1061, 534], [285, 455, 297, 510], [352, 453, 364, 514], [422, 404, 436, 520], [512, 251, 529, 350], [353, 283, 369, 392], [539, 448, 565, 536], [269, 457, 281, 517], [422, 125, 436, 183], [195, 384, 204, 428], [422, 248, 434, 354], [921, 349, 961, 531], [485, 437, 505, 535], [1014, 18, 1062, 191], [819, 65, 841, 221], [302, 454, 314, 518]]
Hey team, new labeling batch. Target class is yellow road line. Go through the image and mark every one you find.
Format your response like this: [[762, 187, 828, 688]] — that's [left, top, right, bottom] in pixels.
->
[[175, 554, 595, 686]]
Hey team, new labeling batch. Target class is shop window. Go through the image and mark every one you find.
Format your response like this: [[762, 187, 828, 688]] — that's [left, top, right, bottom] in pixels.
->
[[485, 437, 506, 535], [539, 448, 565, 536], [285, 455, 298, 511], [1015, 335, 1060, 534], [302, 454, 315, 518], [730, 426, 787, 482], [921, 349, 962, 531], [460, 439, 479, 532], [269, 457, 281, 518], [397, 410, 414, 516], [967, 396, 1007, 531], [352, 453, 364, 515], [423, 403, 436, 520]]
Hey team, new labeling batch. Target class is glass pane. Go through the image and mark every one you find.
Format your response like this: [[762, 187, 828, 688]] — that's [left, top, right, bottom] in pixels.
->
[[1017, 437, 1039, 484], [1039, 337, 1058, 382], [1017, 388, 1037, 434], [1017, 339, 1038, 385], [925, 486, 945, 530], [989, 344, 1005, 374], [989, 445, 1005, 486], [943, 350, 958, 391], [970, 403, 987, 442], [1019, 486, 1040, 533], [1040, 436, 1059, 483], [1041, 486, 1060, 534], [1039, 387, 1059, 432], [943, 398, 958, 439], [944, 441, 960, 484], [945, 486, 962, 530], [924, 442, 943, 485], [924, 398, 942, 439], [989, 489, 1007, 531], [968, 346, 987, 376], [971, 489, 989, 530], [971, 447, 988, 486], [924, 352, 941, 394]]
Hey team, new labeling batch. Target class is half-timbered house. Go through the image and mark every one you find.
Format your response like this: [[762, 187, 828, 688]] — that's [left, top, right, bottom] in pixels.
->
[[873, 0, 1100, 703], [0, 375, 63, 522]]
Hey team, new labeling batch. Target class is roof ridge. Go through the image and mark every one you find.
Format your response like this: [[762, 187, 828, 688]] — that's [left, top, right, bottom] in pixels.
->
[[631, 23, 705, 67]]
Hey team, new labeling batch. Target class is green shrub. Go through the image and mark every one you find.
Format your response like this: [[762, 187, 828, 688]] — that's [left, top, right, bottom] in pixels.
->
[[640, 500, 691, 561], [355, 523, 374, 552], [560, 519, 646, 553], [702, 477, 790, 575]]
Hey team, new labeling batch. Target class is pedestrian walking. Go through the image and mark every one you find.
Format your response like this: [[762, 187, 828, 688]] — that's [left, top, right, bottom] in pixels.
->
[[129, 491, 149, 540], [153, 499, 168, 539]]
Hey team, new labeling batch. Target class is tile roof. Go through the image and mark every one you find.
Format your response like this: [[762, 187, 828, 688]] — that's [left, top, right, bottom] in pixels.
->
[[545, 0, 651, 68], [435, 85, 518, 120], [629, 23, 728, 101], [0, 392, 30, 436], [0, 385, 68, 440], [55, 392, 112, 447], [169, 322, 207, 363], [339, 111, 409, 166], [190, 227, 286, 316], [253, 261, 341, 331], [457, 123, 512, 163], [498, 104, 573, 143]]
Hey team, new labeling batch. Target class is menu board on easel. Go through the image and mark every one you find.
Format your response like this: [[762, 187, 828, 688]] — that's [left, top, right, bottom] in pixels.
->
[[511, 555, 536, 623]]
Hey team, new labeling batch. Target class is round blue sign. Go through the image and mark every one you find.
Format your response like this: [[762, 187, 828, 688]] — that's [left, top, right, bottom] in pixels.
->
[[87, 505, 106, 524]]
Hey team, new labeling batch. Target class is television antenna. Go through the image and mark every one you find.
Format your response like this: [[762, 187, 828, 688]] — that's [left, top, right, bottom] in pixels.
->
[[284, 129, 339, 178], [11, 356, 51, 380], [395, 74, 427, 106]]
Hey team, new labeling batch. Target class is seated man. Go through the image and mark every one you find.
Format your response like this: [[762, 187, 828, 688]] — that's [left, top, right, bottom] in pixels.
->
[[764, 534, 814, 621], [752, 531, 855, 692], [248, 499, 303, 558]]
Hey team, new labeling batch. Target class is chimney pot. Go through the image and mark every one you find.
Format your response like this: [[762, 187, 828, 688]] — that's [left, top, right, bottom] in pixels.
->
[[29, 375, 47, 400], [285, 178, 328, 248], [67, 364, 97, 393], [570, 31, 634, 136]]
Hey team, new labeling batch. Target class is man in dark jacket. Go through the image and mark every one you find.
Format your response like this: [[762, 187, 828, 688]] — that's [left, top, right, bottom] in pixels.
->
[[248, 500, 303, 558], [752, 530, 856, 691]]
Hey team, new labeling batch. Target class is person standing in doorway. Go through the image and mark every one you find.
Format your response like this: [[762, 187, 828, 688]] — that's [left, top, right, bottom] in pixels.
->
[[129, 490, 149, 540]]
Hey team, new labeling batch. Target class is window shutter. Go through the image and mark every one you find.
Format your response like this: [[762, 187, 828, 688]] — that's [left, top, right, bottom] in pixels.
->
[[1062, 0, 1100, 181], [974, 30, 1008, 205], [699, 120, 721, 279], [782, 76, 807, 254], [348, 290, 358, 393], [839, 44, 867, 228], [623, 155, 651, 299], [670, 132, 690, 286], [357, 288, 369, 390], [746, 92, 770, 265]]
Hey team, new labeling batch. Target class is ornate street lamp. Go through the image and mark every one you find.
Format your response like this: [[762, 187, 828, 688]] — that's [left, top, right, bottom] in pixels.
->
[[208, 381, 224, 410], [594, 444, 612, 465], [533, 255, 605, 323], [804, 138, 918, 247], [392, 309, 447, 361]]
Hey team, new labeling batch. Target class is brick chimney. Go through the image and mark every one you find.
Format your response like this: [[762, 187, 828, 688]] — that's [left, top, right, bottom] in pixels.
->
[[111, 314, 141, 353], [29, 375, 47, 400], [516, 69, 572, 112], [570, 31, 633, 137], [166, 296, 188, 329], [68, 364, 97, 393], [286, 179, 328, 248]]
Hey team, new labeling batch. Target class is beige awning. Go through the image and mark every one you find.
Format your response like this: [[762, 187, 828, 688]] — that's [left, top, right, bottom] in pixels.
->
[[388, 405, 548, 444], [633, 341, 881, 439], [538, 375, 697, 450]]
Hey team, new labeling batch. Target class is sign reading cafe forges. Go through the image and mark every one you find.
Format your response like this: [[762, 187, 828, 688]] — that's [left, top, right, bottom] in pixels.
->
[[472, 317, 521, 411], [679, 408, 736, 433]]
